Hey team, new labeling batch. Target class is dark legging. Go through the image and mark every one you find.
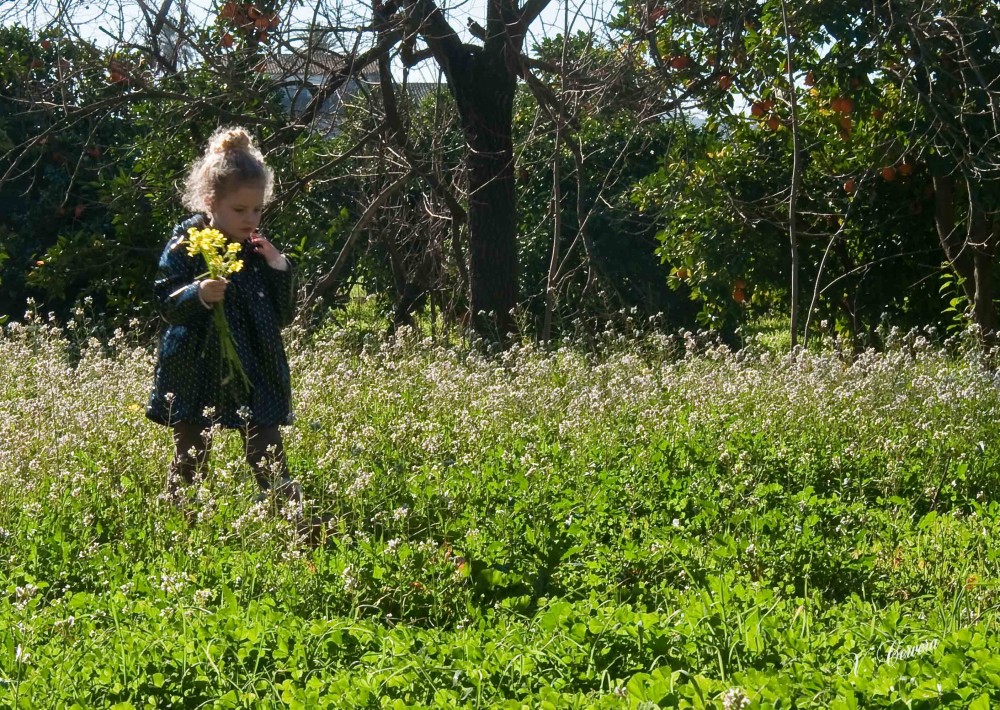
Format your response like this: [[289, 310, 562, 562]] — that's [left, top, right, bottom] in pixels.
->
[[169, 421, 290, 493]]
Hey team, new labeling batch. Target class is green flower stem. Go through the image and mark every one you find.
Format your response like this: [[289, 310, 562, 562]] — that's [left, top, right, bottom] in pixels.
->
[[213, 304, 251, 396]]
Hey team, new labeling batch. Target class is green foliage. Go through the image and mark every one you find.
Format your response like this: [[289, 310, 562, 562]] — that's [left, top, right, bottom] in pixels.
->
[[621, 0, 997, 341], [940, 268, 972, 334], [4, 1, 999, 340], [0, 25, 356, 331], [0, 26, 129, 323], [514, 79, 699, 335], [634, 109, 944, 337]]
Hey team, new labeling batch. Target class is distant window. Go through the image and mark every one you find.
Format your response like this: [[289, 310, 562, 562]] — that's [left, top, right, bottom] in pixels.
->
[[281, 84, 314, 118]]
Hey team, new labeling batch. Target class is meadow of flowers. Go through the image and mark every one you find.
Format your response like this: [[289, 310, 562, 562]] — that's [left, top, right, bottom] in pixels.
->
[[1, 309, 999, 708]]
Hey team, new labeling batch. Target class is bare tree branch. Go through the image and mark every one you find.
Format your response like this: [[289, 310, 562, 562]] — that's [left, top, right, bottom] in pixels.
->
[[302, 169, 415, 315]]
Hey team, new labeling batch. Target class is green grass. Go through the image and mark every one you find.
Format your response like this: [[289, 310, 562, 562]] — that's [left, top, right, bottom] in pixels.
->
[[1, 317, 999, 708]]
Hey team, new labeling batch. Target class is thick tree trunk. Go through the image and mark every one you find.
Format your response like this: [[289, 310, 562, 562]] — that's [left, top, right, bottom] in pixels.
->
[[934, 174, 996, 339], [972, 251, 995, 338], [453, 56, 519, 343], [970, 202, 996, 339]]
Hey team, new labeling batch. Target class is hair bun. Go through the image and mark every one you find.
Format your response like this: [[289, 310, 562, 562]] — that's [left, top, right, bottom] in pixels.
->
[[210, 127, 253, 154], [181, 125, 273, 212]]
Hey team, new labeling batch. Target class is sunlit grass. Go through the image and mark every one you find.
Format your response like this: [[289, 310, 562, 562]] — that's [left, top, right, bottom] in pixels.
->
[[1, 312, 999, 707]]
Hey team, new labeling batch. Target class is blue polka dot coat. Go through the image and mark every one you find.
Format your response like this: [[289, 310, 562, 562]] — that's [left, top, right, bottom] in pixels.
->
[[146, 215, 296, 429]]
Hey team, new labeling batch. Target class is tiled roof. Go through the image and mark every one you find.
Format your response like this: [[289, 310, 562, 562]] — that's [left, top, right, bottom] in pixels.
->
[[265, 50, 446, 134], [263, 50, 376, 80], [262, 51, 443, 101], [405, 82, 444, 102]]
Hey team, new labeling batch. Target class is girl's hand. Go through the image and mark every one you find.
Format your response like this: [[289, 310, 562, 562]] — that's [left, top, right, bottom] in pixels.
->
[[198, 278, 228, 304], [249, 231, 288, 270]]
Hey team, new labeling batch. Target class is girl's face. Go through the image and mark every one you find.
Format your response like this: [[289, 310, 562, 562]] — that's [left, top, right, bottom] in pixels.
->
[[207, 183, 265, 242]]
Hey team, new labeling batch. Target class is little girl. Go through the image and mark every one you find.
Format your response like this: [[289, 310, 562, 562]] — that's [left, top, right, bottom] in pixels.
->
[[146, 126, 300, 504]]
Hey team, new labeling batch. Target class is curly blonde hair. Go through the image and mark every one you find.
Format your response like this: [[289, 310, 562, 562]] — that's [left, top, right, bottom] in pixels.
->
[[181, 126, 274, 213]]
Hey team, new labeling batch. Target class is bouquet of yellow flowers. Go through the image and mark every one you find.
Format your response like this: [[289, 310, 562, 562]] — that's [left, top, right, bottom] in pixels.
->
[[185, 226, 252, 397]]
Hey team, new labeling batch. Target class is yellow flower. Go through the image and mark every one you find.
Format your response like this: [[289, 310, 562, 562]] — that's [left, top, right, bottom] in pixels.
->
[[185, 227, 244, 279]]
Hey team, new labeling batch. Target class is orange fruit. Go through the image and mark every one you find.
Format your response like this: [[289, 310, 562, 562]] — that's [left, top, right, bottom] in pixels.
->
[[831, 96, 854, 114], [843, 178, 856, 193], [881, 166, 897, 182]]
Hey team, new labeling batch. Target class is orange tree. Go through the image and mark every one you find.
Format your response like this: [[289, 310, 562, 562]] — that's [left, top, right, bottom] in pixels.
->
[[620, 0, 1000, 342], [631, 82, 945, 342]]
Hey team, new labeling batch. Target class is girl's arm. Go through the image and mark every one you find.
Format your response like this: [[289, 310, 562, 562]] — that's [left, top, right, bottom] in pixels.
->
[[251, 233, 296, 328], [262, 257, 296, 328], [153, 233, 212, 325]]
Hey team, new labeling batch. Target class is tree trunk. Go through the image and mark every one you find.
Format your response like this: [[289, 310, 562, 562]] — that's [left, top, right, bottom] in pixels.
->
[[934, 174, 996, 339], [543, 125, 562, 342], [452, 56, 519, 343], [970, 201, 996, 339], [933, 175, 977, 305], [780, 0, 801, 350]]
